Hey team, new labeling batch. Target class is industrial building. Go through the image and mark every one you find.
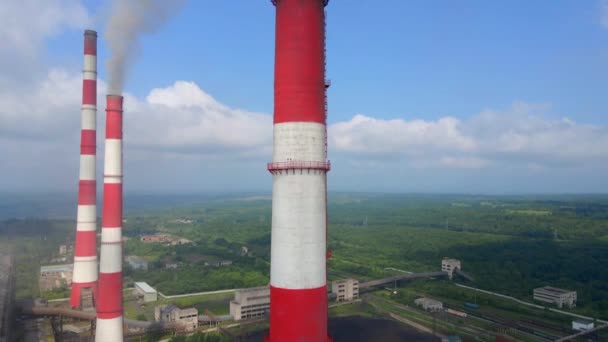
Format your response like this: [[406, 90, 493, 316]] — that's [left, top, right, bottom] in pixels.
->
[[155, 305, 198, 331], [414, 297, 444, 312], [332, 279, 359, 302], [230, 286, 270, 321], [133, 282, 157, 302], [572, 319, 594, 331], [39, 264, 73, 291], [533, 286, 577, 308], [441, 258, 461, 280], [171, 238, 193, 246]]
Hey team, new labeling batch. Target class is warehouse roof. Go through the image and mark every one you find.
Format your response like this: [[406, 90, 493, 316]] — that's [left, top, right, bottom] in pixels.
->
[[134, 282, 156, 294]]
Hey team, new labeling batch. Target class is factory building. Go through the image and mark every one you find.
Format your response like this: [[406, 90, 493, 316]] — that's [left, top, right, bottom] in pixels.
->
[[155, 305, 198, 331], [533, 286, 577, 308], [230, 286, 270, 321], [572, 319, 594, 331], [39, 264, 73, 291], [332, 279, 359, 302], [442, 258, 461, 280], [414, 297, 444, 312], [133, 282, 157, 302]]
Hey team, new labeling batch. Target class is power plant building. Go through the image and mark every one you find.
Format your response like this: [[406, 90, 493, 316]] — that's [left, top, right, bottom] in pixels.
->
[[572, 319, 594, 331], [230, 286, 270, 321], [155, 305, 198, 331], [332, 279, 359, 302], [533, 286, 577, 308], [442, 258, 461, 280], [39, 264, 73, 291], [133, 282, 157, 302], [414, 297, 443, 312]]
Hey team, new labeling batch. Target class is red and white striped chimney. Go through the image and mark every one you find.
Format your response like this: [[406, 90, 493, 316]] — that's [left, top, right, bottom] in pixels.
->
[[95, 95, 124, 341], [267, 1, 331, 341], [70, 29, 98, 309]]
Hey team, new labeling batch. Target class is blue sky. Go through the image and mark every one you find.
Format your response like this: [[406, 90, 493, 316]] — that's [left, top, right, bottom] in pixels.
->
[[1, 0, 608, 193], [49, 0, 608, 122]]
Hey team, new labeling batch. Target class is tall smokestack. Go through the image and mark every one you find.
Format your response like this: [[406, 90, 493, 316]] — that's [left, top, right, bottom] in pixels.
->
[[95, 95, 124, 341], [70, 29, 98, 310], [267, 1, 331, 341]]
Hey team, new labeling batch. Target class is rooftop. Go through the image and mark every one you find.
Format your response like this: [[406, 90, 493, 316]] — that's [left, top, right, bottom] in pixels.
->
[[135, 282, 156, 294], [442, 257, 460, 262], [534, 286, 575, 294], [415, 297, 442, 306], [238, 286, 269, 293], [40, 264, 73, 273]]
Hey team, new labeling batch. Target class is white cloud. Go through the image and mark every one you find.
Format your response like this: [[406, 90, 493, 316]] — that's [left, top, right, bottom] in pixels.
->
[[0, 69, 86, 139], [2, 71, 608, 181], [0, 0, 92, 103], [330, 103, 608, 169], [330, 114, 476, 156], [0, 0, 90, 57], [126, 81, 272, 156]]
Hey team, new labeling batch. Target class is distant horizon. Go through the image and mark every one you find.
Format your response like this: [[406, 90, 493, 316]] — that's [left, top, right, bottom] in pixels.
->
[[3, 190, 608, 197], [1, 191, 607, 222]]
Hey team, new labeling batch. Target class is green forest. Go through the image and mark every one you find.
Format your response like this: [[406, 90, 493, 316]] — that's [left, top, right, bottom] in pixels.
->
[[2, 193, 608, 318]]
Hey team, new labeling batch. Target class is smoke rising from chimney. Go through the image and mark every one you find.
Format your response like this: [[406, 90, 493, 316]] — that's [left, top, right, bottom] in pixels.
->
[[105, 0, 185, 95]]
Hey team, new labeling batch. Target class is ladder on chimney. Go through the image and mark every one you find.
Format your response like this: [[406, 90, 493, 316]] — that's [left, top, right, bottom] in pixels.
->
[[323, 9, 332, 263]]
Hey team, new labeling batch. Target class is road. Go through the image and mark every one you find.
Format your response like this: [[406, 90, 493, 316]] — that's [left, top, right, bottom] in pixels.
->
[[455, 283, 608, 323], [158, 288, 236, 299], [360, 271, 448, 289]]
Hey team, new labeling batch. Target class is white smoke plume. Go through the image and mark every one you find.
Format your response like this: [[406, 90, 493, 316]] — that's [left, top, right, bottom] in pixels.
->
[[105, 0, 186, 95]]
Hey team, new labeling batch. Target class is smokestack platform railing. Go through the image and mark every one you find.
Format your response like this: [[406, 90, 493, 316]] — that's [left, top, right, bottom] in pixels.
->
[[267, 161, 331, 173]]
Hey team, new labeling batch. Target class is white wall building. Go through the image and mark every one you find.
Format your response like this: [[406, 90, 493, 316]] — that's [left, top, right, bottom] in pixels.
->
[[155, 304, 198, 331], [39, 264, 73, 291], [414, 297, 443, 312], [230, 286, 270, 321], [533, 286, 577, 308], [134, 282, 157, 302], [332, 279, 359, 302], [441, 258, 461, 280], [572, 319, 594, 331]]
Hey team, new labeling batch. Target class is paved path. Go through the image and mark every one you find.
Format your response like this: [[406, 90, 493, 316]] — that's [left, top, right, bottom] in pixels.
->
[[158, 288, 236, 299], [455, 283, 608, 323]]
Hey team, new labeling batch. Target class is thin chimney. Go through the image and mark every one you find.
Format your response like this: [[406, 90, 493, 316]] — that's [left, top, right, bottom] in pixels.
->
[[70, 29, 99, 310], [95, 95, 124, 341]]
